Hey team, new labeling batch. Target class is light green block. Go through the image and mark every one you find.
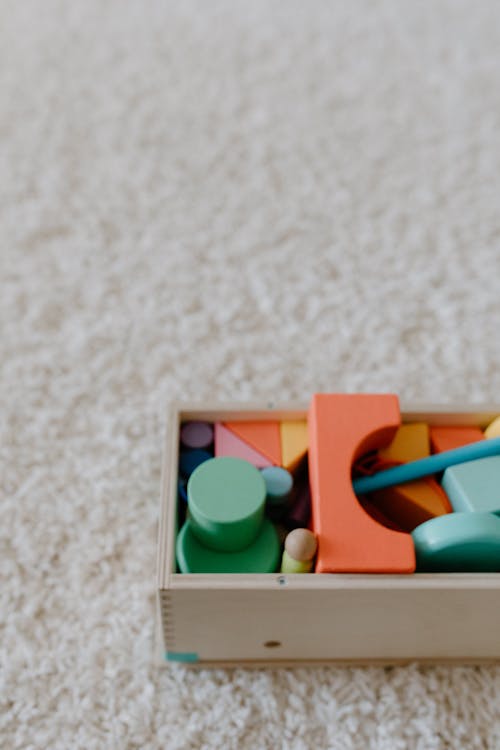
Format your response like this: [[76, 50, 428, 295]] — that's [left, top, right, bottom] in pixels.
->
[[280, 550, 312, 573]]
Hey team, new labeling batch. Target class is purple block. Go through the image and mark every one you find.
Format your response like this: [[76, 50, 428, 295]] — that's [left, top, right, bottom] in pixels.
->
[[285, 481, 311, 530], [180, 421, 214, 450]]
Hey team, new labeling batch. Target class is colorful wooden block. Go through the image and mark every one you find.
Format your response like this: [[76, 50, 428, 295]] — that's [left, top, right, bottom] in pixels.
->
[[280, 420, 308, 472], [280, 553, 311, 573], [178, 478, 188, 504], [412, 512, 500, 572], [214, 423, 272, 468], [179, 449, 212, 478], [430, 425, 484, 453], [261, 466, 293, 506], [353, 437, 500, 495], [442, 455, 500, 514], [285, 479, 311, 529], [308, 393, 415, 573], [187, 456, 266, 552], [180, 421, 214, 450], [369, 477, 452, 533], [359, 496, 405, 531], [484, 416, 500, 439], [176, 518, 281, 574], [378, 422, 430, 463], [224, 421, 281, 465]]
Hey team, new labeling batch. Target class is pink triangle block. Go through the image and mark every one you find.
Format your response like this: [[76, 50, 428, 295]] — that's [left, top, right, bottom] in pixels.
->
[[214, 423, 273, 469]]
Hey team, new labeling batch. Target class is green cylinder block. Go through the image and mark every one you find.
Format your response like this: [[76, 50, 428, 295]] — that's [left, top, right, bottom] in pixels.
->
[[187, 456, 267, 552], [176, 518, 281, 574]]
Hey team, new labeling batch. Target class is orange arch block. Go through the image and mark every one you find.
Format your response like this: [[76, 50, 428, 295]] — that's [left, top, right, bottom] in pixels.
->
[[308, 393, 416, 573]]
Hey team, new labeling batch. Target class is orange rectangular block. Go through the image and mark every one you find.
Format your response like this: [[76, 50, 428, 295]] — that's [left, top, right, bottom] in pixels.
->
[[430, 426, 484, 453], [370, 478, 452, 533], [308, 393, 416, 573], [359, 497, 405, 532]]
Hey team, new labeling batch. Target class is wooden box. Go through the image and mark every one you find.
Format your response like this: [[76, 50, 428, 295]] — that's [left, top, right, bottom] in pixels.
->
[[156, 402, 500, 667]]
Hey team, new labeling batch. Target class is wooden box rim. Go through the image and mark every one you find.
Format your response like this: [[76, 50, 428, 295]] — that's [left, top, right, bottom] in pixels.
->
[[157, 399, 500, 593]]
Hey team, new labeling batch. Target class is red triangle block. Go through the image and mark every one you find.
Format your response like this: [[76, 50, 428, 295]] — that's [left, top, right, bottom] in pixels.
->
[[224, 421, 282, 466], [214, 423, 272, 468]]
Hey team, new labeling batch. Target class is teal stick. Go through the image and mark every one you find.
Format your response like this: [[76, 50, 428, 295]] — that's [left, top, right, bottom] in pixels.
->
[[353, 436, 500, 494]]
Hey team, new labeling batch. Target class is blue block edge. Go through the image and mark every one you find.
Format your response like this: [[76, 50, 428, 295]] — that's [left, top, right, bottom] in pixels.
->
[[165, 651, 199, 663]]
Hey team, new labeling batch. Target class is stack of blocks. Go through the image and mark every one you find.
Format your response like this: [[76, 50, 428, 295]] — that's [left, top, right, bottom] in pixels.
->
[[176, 419, 311, 573], [174, 396, 500, 575]]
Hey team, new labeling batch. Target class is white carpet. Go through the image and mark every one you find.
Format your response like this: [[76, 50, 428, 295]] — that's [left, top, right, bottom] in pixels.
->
[[2, 1, 500, 747]]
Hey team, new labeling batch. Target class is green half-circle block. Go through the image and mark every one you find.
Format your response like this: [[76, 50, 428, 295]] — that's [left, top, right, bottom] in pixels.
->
[[187, 456, 267, 552], [176, 518, 281, 573], [411, 512, 500, 572]]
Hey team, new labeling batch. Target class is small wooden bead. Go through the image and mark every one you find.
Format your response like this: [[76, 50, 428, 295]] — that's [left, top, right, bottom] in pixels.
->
[[284, 528, 317, 562]]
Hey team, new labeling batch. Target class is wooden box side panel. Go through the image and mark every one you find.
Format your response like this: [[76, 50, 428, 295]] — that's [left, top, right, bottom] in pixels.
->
[[164, 581, 500, 663], [157, 404, 182, 589]]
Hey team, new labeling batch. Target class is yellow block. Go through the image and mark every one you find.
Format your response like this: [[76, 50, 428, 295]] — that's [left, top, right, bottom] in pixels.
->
[[485, 416, 500, 439], [378, 422, 430, 463], [280, 420, 308, 472]]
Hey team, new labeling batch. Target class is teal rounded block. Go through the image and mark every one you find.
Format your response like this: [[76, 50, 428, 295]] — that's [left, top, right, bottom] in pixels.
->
[[187, 456, 267, 552], [261, 466, 293, 506], [411, 512, 500, 572], [176, 518, 281, 573]]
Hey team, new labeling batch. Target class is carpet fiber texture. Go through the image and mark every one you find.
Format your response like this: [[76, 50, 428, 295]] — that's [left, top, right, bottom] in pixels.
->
[[2, 1, 500, 748]]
